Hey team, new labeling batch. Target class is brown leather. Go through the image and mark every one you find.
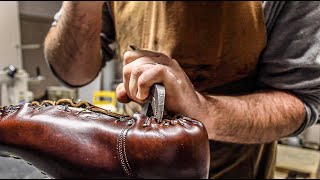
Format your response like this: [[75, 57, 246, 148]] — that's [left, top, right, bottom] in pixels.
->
[[0, 99, 210, 179]]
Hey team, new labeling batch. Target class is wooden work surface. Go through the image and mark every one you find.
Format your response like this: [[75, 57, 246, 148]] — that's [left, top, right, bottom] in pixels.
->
[[276, 144, 320, 178]]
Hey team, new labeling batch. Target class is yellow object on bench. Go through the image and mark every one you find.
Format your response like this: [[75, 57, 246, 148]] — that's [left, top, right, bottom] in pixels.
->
[[93, 91, 117, 112]]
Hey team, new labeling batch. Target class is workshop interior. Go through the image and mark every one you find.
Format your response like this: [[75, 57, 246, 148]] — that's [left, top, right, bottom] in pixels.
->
[[0, 1, 319, 179]]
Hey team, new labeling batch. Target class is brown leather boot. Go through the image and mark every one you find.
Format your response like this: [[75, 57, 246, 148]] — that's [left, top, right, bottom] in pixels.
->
[[0, 99, 210, 179]]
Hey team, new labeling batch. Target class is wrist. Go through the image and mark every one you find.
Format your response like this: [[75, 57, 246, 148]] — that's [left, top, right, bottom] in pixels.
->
[[185, 92, 211, 122], [192, 93, 219, 138]]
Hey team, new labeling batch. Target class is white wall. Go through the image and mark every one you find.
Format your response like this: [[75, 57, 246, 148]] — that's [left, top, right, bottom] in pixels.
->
[[0, 1, 22, 69]]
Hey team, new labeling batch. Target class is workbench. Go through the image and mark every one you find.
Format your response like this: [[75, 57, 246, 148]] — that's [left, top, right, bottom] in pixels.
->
[[275, 144, 320, 179]]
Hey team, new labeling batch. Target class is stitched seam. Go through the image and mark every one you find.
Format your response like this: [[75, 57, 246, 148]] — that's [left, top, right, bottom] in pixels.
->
[[117, 127, 131, 177], [117, 125, 137, 178], [122, 128, 137, 179]]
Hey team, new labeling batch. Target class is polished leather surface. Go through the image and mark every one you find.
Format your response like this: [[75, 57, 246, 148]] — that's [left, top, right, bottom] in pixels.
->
[[0, 99, 210, 179]]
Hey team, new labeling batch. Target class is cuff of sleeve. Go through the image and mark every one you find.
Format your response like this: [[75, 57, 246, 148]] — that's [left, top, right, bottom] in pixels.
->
[[287, 102, 316, 137]]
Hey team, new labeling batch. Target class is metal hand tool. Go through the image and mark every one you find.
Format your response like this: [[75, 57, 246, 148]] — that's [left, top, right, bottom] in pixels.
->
[[129, 45, 166, 123]]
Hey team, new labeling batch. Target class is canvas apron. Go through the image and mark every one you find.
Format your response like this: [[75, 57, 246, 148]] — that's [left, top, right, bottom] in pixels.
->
[[110, 1, 276, 178]]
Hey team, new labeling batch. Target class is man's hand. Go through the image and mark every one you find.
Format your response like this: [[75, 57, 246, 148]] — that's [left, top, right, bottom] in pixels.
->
[[116, 49, 208, 118], [116, 49, 306, 144]]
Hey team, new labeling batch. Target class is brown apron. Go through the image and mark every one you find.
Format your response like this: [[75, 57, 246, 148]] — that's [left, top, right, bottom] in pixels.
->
[[110, 1, 276, 178]]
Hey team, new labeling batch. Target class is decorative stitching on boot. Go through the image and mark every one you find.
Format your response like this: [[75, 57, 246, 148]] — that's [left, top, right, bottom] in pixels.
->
[[117, 122, 138, 179]]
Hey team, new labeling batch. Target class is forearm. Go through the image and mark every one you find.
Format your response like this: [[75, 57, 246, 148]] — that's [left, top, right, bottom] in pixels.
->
[[117, 49, 307, 144], [197, 90, 305, 144], [44, 2, 104, 86]]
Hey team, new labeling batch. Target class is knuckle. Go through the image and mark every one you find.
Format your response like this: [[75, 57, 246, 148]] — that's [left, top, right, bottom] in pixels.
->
[[132, 66, 144, 77], [138, 78, 148, 89], [123, 51, 134, 64], [123, 66, 131, 78], [154, 65, 166, 75], [123, 66, 129, 75]]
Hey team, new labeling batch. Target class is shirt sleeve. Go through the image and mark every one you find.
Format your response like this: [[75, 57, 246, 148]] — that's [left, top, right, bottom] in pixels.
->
[[257, 1, 320, 136], [100, 1, 117, 67]]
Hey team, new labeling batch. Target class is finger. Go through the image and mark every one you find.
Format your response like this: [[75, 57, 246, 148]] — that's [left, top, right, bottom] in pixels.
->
[[123, 49, 164, 65], [115, 83, 131, 103], [128, 64, 155, 103], [123, 56, 169, 100], [123, 57, 158, 100], [123, 56, 175, 102], [136, 64, 177, 101]]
